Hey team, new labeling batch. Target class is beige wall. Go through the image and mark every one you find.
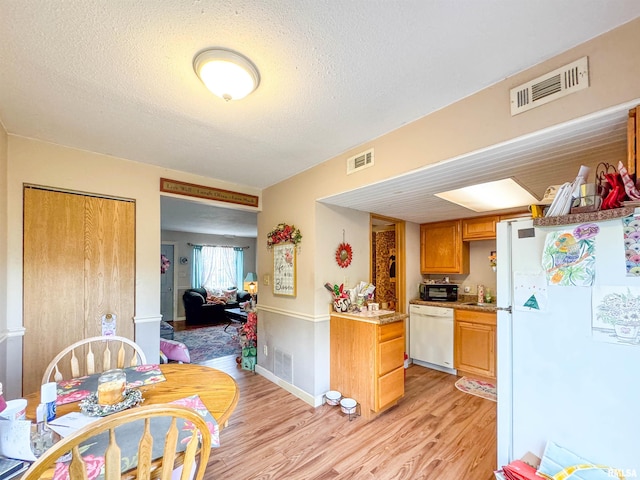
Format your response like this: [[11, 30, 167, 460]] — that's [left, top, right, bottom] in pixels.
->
[[0, 119, 13, 397], [261, 16, 640, 313], [3, 136, 260, 396], [263, 17, 640, 215], [0, 119, 7, 330], [2, 18, 640, 401], [256, 202, 369, 401], [258, 18, 640, 402]]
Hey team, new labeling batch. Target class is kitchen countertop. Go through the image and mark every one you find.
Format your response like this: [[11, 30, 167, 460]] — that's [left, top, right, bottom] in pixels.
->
[[409, 298, 497, 313], [330, 309, 408, 325]]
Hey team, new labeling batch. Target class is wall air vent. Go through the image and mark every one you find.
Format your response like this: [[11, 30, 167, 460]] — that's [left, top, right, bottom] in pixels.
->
[[510, 56, 589, 116], [346, 148, 374, 175], [274, 348, 293, 384]]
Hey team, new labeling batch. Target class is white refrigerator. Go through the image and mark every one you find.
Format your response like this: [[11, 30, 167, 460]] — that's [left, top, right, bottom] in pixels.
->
[[496, 217, 640, 471]]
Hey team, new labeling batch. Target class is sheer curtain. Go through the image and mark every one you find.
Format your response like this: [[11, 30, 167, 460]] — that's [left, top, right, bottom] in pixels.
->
[[201, 246, 236, 291], [191, 245, 244, 291]]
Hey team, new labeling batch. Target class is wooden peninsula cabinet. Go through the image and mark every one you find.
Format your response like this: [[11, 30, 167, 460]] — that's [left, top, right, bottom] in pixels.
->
[[420, 220, 469, 274], [454, 309, 496, 379], [330, 312, 406, 419]]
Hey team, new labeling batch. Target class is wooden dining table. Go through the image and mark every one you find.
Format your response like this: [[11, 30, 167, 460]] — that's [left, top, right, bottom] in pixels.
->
[[24, 363, 240, 429]]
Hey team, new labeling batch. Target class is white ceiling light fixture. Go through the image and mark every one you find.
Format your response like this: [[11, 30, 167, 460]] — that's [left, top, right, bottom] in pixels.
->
[[193, 48, 260, 101], [434, 178, 539, 212]]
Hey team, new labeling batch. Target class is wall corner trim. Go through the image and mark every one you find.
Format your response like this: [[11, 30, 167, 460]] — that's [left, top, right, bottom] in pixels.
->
[[133, 315, 162, 324], [257, 305, 330, 323], [0, 326, 26, 342]]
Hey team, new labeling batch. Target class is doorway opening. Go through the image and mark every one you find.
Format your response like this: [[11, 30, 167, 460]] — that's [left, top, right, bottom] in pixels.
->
[[370, 214, 406, 313], [160, 243, 176, 321]]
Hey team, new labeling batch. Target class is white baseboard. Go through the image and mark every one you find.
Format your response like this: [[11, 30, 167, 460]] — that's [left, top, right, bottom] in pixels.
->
[[255, 364, 324, 407]]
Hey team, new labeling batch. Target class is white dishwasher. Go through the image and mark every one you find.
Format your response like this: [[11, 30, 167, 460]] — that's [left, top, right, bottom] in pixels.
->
[[409, 304, 456, 374]]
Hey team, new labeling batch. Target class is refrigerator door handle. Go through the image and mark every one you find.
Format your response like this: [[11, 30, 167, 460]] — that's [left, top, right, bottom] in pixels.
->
[[496, 306, 512, 313]]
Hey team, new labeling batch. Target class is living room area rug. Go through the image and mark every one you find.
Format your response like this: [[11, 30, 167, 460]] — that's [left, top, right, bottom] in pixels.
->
[[173, 324, 242, 364], [454, 376, 497, 402]]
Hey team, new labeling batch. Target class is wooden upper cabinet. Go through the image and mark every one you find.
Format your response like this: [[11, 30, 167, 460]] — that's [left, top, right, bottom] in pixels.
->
[[420, 220, 469, 274], [462, 216, 498, 240], [462, 212, 532, 241]]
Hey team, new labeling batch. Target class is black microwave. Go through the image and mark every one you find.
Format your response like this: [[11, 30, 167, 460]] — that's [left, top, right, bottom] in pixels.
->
[[419, 283, 458, 302]]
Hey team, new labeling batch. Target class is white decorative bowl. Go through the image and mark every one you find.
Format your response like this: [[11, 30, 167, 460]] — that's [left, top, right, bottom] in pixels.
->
[[325, 390, 341, 405], [340, 397, 357, 414]]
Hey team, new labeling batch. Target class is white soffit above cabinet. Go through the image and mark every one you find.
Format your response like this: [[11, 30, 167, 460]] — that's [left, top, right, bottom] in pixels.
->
[[319, 101, 635, 225]]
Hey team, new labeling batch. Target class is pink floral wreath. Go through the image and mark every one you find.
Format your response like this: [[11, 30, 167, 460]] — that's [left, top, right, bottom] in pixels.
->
[[267, 223, 302, 248], [161, 254, 171, 274]]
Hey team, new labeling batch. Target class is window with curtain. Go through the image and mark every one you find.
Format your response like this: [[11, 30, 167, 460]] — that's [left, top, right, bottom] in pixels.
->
[[191, 245, 243, 291]]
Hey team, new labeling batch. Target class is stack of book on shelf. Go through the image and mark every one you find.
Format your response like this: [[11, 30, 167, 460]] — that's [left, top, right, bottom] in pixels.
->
[[494, 452, 540, 480], [494, 460, 538, 480], [0, 456, 28, 480], [497, 443, 625, 480]]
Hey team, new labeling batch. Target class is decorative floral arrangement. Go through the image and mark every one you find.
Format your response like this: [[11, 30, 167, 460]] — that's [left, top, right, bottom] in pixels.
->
[[161, 254, 171, 274], [488, 251, 497, 271], [267, 223, 302, 248], [324, 282, 351, 312], [237, 312, 258, 348]]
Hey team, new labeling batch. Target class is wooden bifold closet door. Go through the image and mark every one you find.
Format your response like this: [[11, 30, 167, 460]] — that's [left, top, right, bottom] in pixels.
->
[[23, 187, 135, 395]]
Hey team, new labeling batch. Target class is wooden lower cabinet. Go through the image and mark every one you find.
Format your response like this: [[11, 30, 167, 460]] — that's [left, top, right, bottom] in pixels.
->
[[330, 315, 405, 419], [454, 310, 496, 379], [377, 367, 404, 410]]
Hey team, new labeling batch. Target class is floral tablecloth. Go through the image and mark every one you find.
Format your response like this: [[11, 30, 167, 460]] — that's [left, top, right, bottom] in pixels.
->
[[56, 364, 166, 405], [52, 394, 219, 480]]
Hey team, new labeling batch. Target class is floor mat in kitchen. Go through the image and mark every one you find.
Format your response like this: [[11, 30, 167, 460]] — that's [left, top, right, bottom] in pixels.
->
[[454, 376, 497, 402]]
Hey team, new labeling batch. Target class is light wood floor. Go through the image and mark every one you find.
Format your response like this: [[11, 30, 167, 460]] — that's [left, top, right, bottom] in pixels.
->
[[201, 355, 497, 479]]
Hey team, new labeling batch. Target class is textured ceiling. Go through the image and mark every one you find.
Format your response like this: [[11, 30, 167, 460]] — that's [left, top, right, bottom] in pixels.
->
[[1, 1, 640, 235]]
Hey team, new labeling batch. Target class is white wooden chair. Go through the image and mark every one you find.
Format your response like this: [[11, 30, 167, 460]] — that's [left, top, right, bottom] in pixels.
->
[[22, 403, 212, 480], [42, 335, 147, 384]]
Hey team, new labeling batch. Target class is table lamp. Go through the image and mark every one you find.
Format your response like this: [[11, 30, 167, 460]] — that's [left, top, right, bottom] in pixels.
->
[[244, 272, 257, 293], [244, 272, 258, 308]]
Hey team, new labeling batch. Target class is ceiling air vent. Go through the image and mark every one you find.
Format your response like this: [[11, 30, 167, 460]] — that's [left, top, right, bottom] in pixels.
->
[[510, 56, 589, 116], [346, 148, 374, 175]]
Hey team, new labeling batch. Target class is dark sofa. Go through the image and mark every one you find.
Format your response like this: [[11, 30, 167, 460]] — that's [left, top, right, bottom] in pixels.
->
[[182, 287, 251, 325]]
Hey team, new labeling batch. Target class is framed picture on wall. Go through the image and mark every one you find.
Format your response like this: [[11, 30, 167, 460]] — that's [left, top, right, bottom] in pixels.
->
[[273, 243, 296, 296]]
